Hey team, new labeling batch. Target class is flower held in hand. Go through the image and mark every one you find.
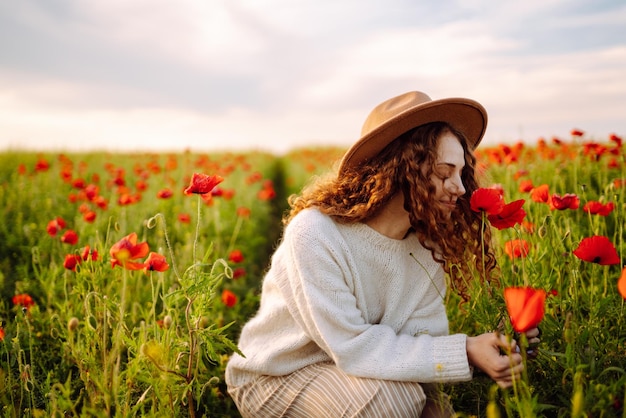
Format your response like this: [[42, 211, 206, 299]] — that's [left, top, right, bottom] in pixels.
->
[[504, 287, 546, 333]]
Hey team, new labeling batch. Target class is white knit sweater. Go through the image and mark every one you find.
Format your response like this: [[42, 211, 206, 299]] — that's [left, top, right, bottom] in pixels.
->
[[226, 208, 472, 387]]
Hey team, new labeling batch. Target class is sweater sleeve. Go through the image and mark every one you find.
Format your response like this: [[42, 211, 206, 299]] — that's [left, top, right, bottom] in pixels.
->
[[277, 212, 472, 383]]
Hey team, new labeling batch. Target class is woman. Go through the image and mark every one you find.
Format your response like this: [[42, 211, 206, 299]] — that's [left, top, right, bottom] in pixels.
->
[[226, 91, 540, 417]]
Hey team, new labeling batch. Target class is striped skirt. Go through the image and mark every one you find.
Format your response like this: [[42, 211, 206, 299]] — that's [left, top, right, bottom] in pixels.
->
[[227, 362, 454, 417]]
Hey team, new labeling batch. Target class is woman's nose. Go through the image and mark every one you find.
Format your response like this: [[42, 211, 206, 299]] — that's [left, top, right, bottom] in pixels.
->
[[448, 176, 466, 196]]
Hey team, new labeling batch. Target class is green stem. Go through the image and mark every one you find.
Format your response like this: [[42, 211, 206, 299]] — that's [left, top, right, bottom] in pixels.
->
[[193, 196, 202, 263]]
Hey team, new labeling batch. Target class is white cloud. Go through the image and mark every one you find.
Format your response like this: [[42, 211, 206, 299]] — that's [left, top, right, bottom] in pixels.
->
[[0, 0, 624, 152]]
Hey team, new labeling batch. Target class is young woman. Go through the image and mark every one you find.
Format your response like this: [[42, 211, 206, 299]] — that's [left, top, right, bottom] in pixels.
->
[[225, 91, 540, 417]]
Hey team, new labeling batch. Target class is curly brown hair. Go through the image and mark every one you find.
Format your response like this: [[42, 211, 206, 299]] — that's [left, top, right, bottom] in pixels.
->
[[285, 121, 497, 299]]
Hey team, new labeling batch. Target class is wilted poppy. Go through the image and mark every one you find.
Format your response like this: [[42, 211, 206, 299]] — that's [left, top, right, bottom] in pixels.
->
[[110, 232, 150, 270], [504, 287, 547, 333], [573, 235, 620, 265], [143, 252, 170, 273], [221, 289, 238, 308], [184, 173, 224, 195], [504, 239, 530, 259], [487, 199, 526, 230], [470, 188, 504, 215], [549, 193, 580, 210], [618, 267, 626, 299]]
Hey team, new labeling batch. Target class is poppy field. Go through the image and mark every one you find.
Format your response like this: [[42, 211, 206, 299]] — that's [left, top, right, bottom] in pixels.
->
[[0, 131, 625, 417]]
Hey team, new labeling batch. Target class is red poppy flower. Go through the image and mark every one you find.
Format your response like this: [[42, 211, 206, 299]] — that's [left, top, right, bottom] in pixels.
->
[[583, 201, 614, 216], [504, 287, 547, 333], [64, 254, 82, 271], [257, 181, 277, 201], [72, 178, 86, 189], [618, 267, 626, 299], [61, 230, 79, 245], [94, 196, 108, 210], [573, 235, 619, 265], [83, 210, 97, 223], [221, 188, 235, 200], [184, 173, 224, 195], [229, 249, 244, 263], [46, 217, 67, 237], [221, 289, 238, 308], [143, 252, 170, 273], [110, 232, 150, 270], [487, 199, 526, 230], [84, 184, 100, 201], [521, 220, 535, 234], [178, 213, 191, 223], [35, 158, 50, 172], [0, 327, 4, 341], [609, 133, 622, 146], [237, 207, 251, 218], [233, 267, 246, 280], [157, 188, 173, 199], [530, 184, 550, 203], [118, 193, 141, 206], [12, 293, 36, 310], [81, 245, 99, 261], [470, 188, 504, 215], [504, 239, 530, 259], [518, 179, 534, 193], [570, 129, 585, 137], [549, 193, 580, 210]]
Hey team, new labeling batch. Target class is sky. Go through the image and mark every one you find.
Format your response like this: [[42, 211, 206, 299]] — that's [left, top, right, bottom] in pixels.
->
[[0, 0, 625, 155]]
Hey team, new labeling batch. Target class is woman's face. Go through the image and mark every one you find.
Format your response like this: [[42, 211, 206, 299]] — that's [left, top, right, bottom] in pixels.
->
[[429, 131, 467, 217]]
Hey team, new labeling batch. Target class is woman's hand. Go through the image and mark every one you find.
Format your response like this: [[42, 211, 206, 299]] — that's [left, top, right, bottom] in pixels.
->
[[524, 327, 541, 359], [466, 332, 524, 388]]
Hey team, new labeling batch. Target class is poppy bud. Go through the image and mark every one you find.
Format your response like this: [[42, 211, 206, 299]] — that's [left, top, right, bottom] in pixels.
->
[[538, 225, 548, 238], [163, 315, 173, 329], [68, 317, 79, 332]]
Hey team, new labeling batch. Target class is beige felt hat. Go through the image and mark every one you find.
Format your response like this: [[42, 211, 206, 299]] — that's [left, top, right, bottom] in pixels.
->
[[339, 91, 487, 173]]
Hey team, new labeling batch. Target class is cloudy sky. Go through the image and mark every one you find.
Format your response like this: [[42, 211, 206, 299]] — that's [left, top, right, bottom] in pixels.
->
[[0, 0, 624, 154]]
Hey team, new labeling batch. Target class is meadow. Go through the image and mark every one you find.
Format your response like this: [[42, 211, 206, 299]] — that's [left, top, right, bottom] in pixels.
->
[[0, 131, 624, 417]]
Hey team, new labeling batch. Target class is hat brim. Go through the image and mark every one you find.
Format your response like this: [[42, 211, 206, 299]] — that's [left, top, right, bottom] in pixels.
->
[[339, 97, 487, 173]]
